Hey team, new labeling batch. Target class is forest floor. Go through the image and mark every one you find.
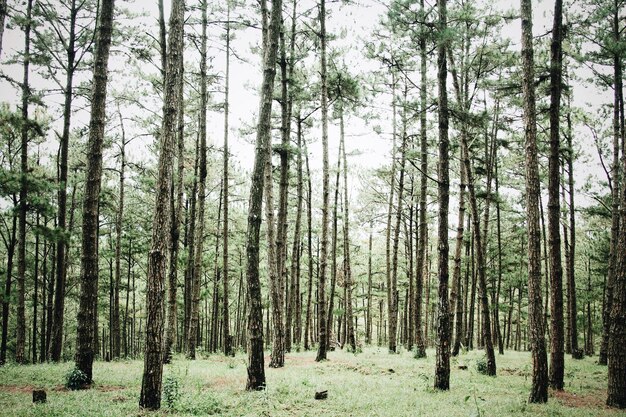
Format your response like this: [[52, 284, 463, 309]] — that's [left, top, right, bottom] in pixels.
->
[[0, 347, 622, 416]]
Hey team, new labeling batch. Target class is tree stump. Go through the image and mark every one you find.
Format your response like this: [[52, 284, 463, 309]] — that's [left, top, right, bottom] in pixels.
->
[[315, 390, 328, 400], [32, 389, 46, 403]]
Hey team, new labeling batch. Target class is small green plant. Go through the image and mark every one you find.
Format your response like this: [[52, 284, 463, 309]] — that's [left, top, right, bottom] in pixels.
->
[[476, 356, 488, 375], [65, 367, 89, 390], [163, 375, 180, 408]]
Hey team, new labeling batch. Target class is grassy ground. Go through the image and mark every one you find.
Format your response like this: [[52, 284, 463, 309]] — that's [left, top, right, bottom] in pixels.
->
[[0, 347, 622, 416]]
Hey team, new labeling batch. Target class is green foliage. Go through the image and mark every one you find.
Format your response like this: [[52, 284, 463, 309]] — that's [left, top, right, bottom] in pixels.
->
[[162, 374, 180, 408], [64, 368, 89, 390], [475, 356, 488, 375]]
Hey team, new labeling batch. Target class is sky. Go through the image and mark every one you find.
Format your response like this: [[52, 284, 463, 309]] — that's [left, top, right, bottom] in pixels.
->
[[0, 0, 615, 225]]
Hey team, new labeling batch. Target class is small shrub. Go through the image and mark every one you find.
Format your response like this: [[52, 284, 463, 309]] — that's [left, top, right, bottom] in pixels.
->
[[163, 375, 180, 408], [65, 368, 89, 390], [476, 356, 488, 375]]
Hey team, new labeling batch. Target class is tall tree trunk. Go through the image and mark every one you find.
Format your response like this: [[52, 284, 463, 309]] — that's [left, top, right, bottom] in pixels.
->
[[434, 0, 450, 390], [547, 0, 564, 389], [564, 106, 579, 358], [316, 0, 330, 363], [304, 133, 314, 351], [451, 159, 466, 357], [390, 87, 407, 354], [49, 0, 78, 362], [139, 0, 183, 408], [600, 1, 623, 365], [494, 156, 504, 354], [75, 0, 115, 381], [187, 0, 207, 361], [265, 96, 284, 367], [327, 141, 341, 348], [366, 222, 373, 345], [184, 137, 199, 349], [340, 103, 355, 351], [414, 0, 428, 359], [245, 0, 282, 390], [164, 34, 185, 364], [222, 3, 232, 357], [111, 112, 126, 360], [15, 0, 33, 365], [289, 112, 303, 350], [520, 0, 548, 403]]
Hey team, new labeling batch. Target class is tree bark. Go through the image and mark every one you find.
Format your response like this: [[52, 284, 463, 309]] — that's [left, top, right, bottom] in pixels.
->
[[414, 0, 428, 359], [75, 0, 115, 381], [245, 0, 282, 390], [434, 0, 450, 391], [316, 0, 330, 362], [520, 0, 548, 403], [187, 0, 207, 361], [222, 3, 232, 357], [139, 0, 183, 408], [49, 0, 78, 362]]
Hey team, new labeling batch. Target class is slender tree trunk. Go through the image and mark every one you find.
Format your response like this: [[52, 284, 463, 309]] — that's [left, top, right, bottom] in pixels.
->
[[414, 0, 428, 359], [304, 134, 314, 351], [222, 4, 232, 357], [75, 0, 115, 381], [316, 0, 330, 362], [600, 0, 624, 369], [289, 116, 304, 350], [494, 156, 504, 354], [366, 222, 373, 345], [139, 0, 183, 408], [49, 0, 78, 362], [164, 35, 185, 364], [187, 0, 207, 361], [434, 0, 450, 390], [184, 137, 199, 349], [520, 0, 548, 403], [327, 141, 341, 348], [15, 0, 34, 365], [340, 103, 355, 351], [546, 0, 564, 388], [564, 106, 580, 359], [244, 0, 282, 390], [452, 160, 466, 357]]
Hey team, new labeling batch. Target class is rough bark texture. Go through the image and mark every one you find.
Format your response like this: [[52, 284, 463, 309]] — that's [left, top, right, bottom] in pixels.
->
[[75, 0, 115, 381], [340, 104, 355, 352], [316, 0, 329, 362], [139, 0, 183, 409], [164, 41, 185, 364], [414, 0, 428, 359], [434, 0, 450, 391], [520, 0, 549, 403], [15, 0, 33, 365], [607, 0, 626, 406], [245, 0, 282, 390], [451, 161, 466, 357], [49, 0, 78, 362], [187, 0, 207, 361], [222, 5, 232, 357]]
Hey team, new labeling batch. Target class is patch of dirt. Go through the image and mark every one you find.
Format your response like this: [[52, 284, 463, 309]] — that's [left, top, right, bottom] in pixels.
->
[[500, 367, 528, 377], [206, 376, 246, 390], [552, 389, 613, 411]]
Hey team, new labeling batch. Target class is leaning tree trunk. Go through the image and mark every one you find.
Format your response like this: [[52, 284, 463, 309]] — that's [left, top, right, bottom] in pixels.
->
[[75, 0, 115, 382], [139, 0, 183, 409], [316, 0, 330, 362], [520, 0, 549, 403], [434, 0, 450, 391], [244, 0, 282, 390]]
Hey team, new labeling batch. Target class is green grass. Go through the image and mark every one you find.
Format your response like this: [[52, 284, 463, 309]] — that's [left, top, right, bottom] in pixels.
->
[[0, 347, 622, 416]]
